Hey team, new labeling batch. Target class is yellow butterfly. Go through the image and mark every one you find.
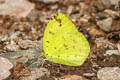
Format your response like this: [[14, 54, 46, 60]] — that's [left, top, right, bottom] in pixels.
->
[[42, 13, 90, 66]]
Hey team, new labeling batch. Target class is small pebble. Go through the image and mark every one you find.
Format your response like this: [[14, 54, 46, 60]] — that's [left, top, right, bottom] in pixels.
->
[[83, 73, 96, 77]]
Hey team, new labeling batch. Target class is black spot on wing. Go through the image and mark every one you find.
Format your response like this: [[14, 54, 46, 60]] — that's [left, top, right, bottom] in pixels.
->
[[59, 23, 62, 27], [49, 31, 54, 35], [53, 15, 57, 20], [64, 44, 68, 50], [53, 14, 62, 27], [56, 19, 62, 27], [54, 47, 56, 49], [56, 18, 62, 23], [46, 41, 50, 43], [64, 44, 68, 47], [51, 18, 54, 20]]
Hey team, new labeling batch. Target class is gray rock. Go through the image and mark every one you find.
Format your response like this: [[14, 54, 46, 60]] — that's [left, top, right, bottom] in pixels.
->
[[27, 10, 42, 21], [0, 49, 44, 68], [97, 18, 113, 32], [97, 12, 109, 19], [97, 67, 120, 80], [101, 0, 111, 8], [101, 0, 119, 8], [110, 0, 119, 5]]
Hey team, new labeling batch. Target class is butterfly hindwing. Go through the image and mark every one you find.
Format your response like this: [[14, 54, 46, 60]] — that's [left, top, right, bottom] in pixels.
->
[[42, 13, 90, 66]]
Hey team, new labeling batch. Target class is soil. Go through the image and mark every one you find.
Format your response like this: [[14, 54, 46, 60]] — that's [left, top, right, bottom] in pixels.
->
[[0, 0, 120, 80]]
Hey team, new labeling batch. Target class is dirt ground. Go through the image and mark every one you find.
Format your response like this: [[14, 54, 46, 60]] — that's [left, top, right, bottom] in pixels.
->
[[0, 0, 120, 80]]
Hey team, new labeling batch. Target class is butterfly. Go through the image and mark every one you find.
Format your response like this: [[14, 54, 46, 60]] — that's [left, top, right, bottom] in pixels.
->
[[42, 13, 90, 66]]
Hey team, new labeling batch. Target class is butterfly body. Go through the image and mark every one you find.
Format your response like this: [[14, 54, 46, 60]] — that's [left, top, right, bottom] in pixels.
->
[[42, 13, 90, 66]]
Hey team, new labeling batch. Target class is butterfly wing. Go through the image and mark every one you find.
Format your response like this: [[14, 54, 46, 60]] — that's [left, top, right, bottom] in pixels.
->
[[42, 13, 90, 66]]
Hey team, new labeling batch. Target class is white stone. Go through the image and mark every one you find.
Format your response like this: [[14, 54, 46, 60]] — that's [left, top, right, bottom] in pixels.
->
[[105, 50, 119, 56], [0, 57, 13, 80], [0, 0, 35, 17], [97, 67, 120, 80]]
